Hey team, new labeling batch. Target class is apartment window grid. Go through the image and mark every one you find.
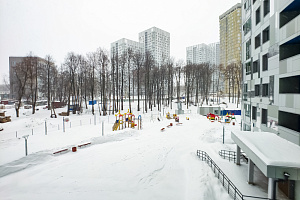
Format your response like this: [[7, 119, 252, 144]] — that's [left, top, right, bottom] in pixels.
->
[[262, 53, 268, 71], [253, 60, 259, 73], [252, 106, 257, 120], [263, 0, 270, 16], [262, 83, 269, 97], [262, 26, 270, 43], [256, 7, 261, 25], [255, 33, 261, 49], [261, 108, 267, 124], [255, 84, 260, 96]]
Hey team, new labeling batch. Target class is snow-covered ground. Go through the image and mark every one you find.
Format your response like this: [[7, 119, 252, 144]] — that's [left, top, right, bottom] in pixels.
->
[[0, 99, 288, 200]]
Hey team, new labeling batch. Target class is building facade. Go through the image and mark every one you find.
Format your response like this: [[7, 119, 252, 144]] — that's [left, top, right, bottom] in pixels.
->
[[241, 0, 300, 147], [9, 56, 50, 100], [110, 38, 144, 58], [219, 3, 242, 94], [139, 27, 170, 66], [186, 42, 220, 66]]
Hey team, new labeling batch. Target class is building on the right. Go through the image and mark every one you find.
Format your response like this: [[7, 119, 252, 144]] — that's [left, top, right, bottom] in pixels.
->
[[241, 0, 300, 145]]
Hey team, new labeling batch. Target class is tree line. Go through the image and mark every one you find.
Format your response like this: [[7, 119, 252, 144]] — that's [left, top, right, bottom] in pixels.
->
[[11, 48, 241, 117]]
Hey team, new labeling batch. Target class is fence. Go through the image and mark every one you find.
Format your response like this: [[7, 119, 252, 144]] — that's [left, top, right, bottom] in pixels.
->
[[219, 150, 249, 164], [1, 115, 107, 140], [196, 150, 268, 200]]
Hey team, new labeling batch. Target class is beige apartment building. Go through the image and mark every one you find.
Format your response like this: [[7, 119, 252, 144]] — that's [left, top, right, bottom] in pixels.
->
[[219, 3, 242, 96]]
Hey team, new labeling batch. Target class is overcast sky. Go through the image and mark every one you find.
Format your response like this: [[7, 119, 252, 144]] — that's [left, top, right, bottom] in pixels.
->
[[0, 0, 240, 83]]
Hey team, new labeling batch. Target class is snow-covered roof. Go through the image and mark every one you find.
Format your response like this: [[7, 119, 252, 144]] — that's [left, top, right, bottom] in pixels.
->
[[231, 130, 300, 180]]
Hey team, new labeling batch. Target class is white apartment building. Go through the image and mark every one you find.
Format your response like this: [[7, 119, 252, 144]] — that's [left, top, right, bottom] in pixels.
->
[[186, 42, 220, 66], [241, 0, 300, 144], [241, 0, 300, 198], [110, 38, 144, 57], [139, 27, 170, 66]]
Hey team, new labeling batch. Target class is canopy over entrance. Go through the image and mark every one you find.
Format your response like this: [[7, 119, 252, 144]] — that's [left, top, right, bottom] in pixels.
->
[[231, 130, 300, 180]]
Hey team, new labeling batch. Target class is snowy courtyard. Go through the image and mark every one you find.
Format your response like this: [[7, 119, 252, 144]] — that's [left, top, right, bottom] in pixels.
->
[[0, 101, 288, 200]]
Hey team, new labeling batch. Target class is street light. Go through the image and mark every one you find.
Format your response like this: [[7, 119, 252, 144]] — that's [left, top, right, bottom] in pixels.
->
[[22, 135, 29, 156]]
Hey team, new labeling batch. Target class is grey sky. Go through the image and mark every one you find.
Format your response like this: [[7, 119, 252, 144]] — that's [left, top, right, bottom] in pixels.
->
[[0, 0, 240, 83]]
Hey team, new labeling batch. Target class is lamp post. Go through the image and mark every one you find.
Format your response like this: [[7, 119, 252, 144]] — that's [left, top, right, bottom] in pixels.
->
[[22, 135, 29, 156]]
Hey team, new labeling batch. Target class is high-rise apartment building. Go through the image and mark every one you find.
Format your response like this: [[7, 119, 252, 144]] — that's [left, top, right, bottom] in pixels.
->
[[110, 38, 144, 57], [239, 1, 300, 199], [139, 27, 170, 66], [186, 42, 220, 66], [219, 3, 242, 94], [241, 0, 300, 145]]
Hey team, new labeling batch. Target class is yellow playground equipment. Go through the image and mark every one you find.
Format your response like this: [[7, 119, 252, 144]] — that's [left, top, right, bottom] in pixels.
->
[[113, 110, 139, 131], [166, 112, 177, 120]]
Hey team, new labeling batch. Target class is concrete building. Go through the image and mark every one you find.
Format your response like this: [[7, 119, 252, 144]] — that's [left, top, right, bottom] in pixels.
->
[[241, 0, 300, 144], [186, 42, 220, 66], [9, 56, 49, 100], [219, 3, 242, 94], [0, 85, 10, 101], [110, 38, 144, 58], [139, 27, 170, 66], [239, 0, 300, 199]]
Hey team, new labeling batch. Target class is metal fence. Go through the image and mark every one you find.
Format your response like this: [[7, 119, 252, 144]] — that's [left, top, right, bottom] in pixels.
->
[[196, 150, 268, 200], [219, 150, 249, 164]]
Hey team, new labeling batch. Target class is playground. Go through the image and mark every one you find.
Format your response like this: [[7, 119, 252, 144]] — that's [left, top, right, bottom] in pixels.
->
[[0, 100, 289, 200]]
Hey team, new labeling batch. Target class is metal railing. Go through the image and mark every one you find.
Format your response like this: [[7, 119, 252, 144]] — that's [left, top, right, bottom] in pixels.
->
[[219, 150, 249, 164], [197, 150, 268, 200], [219, 150, 237, 163]]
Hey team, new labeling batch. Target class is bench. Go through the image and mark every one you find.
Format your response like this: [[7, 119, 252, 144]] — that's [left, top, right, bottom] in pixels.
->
[[53, 148, 69, 155], [161, 128, 165, 131], [78, 142, 91, 148]]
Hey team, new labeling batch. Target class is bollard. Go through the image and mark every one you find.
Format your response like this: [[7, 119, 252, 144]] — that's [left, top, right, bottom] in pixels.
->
[[16, 131, 17, 138], [80, 120, 82, 126], [22, 135, 29, 156], [70, 122, 71, 128], [32, 129, 33, 135], [63, 117, 65, 132], [223, 126, 225, 144], [102, 121, 104, 136], [58, 124, 59, 130], [94, 115, 96, 125], [90, 118, 91, 124], [45, 121, 47, 135]]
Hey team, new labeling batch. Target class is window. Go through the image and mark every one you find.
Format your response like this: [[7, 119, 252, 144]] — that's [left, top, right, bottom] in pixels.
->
[[256, 7, 261, 25], [279, 111, 300, 132], [244, 0, 251, 12], [246, 62, 251, 75], [244, 104, 250, 117], [279, 75, 300, 94], [243, 83, 248, 100], [279, 35, 300, 61], [246, 39, 251, 60], [264, 0, 270, 16], [255, 33, 261, 49], [262, 83, 269, 97], [243, 17, 252, 35], [252, 106, 257, 120], [262, 53, 268, 71], [262, 26, 270, 43], [253, 60, 258, 73], [255, 85, 260, 96], [280, 0, 300, 28], [253, 0, 256, 4], [261, 109, 267, 124]]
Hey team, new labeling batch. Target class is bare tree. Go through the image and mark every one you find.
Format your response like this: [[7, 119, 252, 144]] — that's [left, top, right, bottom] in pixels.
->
[[13, 58, 30, 117], [86, 52, 97, 115], [133, 51, 144, 111]]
